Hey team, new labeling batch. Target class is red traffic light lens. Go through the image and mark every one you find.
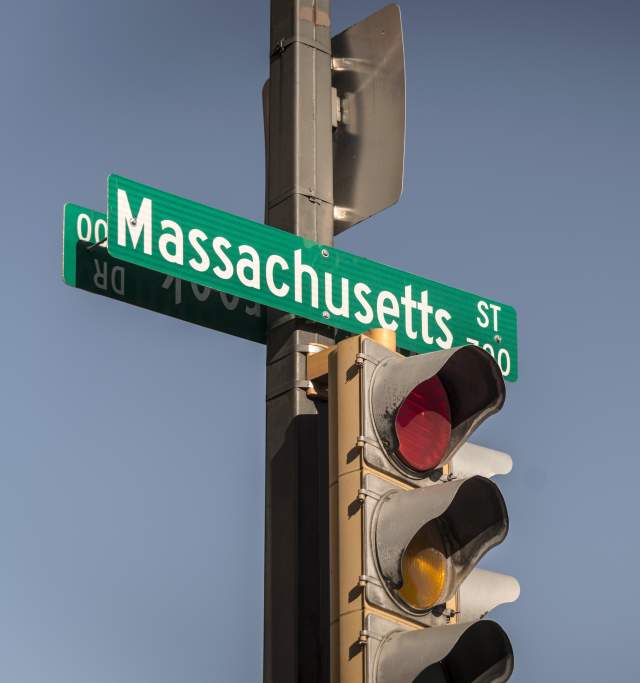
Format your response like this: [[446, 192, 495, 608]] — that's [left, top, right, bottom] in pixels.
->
[[395, 376, 451, 472]]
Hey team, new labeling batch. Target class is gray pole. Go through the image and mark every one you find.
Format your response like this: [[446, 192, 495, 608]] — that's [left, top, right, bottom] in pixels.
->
[[264, 1, 334, 682]]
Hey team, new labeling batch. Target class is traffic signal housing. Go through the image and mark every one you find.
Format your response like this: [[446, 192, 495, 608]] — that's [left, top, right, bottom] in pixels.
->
[[325, 333, 518, 682]]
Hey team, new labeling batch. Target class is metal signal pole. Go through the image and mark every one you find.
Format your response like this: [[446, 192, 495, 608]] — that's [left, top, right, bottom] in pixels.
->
[[264, 1, 334, 682]]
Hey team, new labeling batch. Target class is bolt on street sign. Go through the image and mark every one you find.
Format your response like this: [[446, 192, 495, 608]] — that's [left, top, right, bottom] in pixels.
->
[[106, 175, 518, 380], [62, 204, 265, 343]]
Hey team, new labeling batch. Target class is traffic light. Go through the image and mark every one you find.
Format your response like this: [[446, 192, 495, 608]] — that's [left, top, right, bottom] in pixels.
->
[[325, 332, 518, 682]]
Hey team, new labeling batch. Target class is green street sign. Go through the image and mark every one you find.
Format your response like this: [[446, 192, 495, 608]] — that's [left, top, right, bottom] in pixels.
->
[[106, 175, 519, 381], [62, 204, 265, 343]]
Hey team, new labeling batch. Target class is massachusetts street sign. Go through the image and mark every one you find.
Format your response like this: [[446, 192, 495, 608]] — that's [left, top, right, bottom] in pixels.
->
[[106, 176, 518, 380], [62, 204, 265, 343]]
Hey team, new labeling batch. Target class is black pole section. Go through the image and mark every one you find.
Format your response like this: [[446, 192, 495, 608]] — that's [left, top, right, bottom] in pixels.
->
[[264, 2, 334, 682]]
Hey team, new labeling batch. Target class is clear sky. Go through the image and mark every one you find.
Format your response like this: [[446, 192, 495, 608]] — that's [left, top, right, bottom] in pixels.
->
[[2, 1, 639, 681]]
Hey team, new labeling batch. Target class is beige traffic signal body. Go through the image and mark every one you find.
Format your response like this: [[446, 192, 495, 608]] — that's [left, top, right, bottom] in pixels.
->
[[326, 334, 515, 683], [328, 334, 365, 682]]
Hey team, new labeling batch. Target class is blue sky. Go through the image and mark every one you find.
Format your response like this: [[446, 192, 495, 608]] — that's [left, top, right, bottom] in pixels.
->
[[2, 1, 639, 681]]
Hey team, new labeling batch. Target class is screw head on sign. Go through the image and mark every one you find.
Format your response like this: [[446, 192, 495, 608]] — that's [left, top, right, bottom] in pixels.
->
[[494, 335, 502, 344], [321, 248, 329, 258], [322, 311, 330, 319]]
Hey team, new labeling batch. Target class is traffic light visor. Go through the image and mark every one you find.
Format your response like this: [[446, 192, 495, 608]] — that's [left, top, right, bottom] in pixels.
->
[[375, 477, 509, 612], [376, 620, 514, 683], [371, 346, 505, 475]]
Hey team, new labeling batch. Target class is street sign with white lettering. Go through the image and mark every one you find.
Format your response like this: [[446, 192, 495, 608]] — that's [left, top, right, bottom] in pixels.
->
[[106, 175, 518, 380], [63, 204, 265, 343]]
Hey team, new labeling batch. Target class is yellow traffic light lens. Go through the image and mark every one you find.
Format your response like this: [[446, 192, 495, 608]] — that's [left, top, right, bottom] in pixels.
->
[[398, 522, 447, 610], [399, 548, 446, 609]]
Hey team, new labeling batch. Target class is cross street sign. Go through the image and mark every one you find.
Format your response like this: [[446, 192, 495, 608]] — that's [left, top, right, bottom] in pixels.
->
[[106, 176, 518, 380], [63, 204, 265, 343]]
